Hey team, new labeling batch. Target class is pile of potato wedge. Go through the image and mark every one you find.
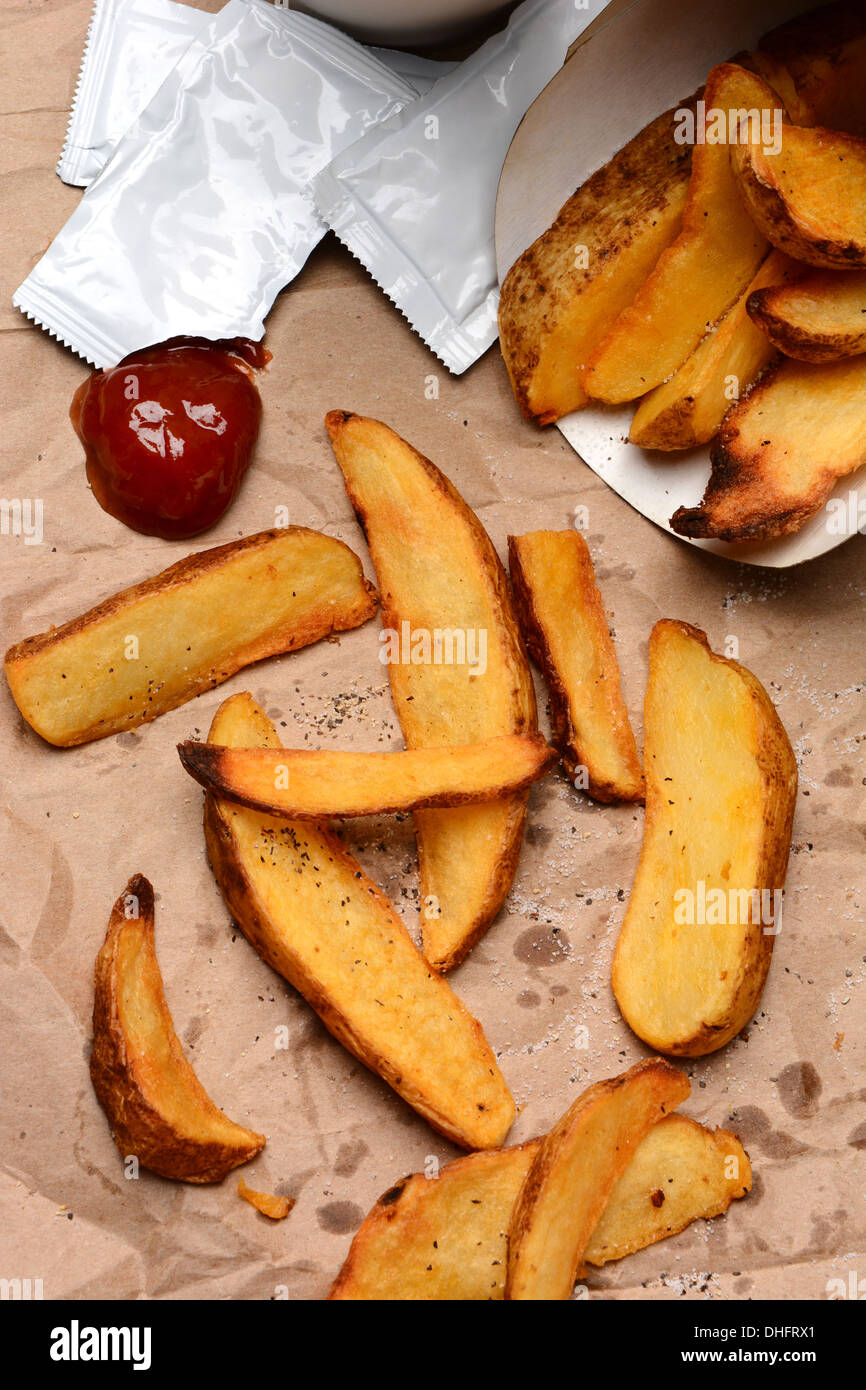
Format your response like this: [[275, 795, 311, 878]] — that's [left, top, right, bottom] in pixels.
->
[[498, 1, 866, 542], [4, 390, 803, 1295]]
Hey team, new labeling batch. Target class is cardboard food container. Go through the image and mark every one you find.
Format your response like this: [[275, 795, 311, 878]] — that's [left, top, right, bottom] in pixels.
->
[[495, 0, 865, 568]]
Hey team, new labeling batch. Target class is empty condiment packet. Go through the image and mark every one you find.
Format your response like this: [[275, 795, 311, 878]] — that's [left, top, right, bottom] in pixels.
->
[[15, 0, 418, 367], [58, 0, 209, 188], [314, 0, 607, 374]]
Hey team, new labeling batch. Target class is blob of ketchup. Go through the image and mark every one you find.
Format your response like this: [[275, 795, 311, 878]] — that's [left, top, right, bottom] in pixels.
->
[[70, 337, 268, 540]]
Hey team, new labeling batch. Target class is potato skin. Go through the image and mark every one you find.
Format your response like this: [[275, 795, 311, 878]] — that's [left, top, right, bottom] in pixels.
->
[[611, 622, 797, 1057], [732, 130, 866, 272], [178, 734, 556, 819], [4, 527, 377, 747], [747, 269, 866, 362], [505, 1059, 690, 1299], [202, 694, 515, 1151], [671, 355, 866, 541], [326, 411, 537, 974], [90, 875, 265, 1183], [498, 101, 694, 424], [507, 531, 643, 803]]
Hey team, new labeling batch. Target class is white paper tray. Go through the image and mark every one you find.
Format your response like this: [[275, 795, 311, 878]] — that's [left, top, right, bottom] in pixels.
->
[[494, 0, 864, 568]]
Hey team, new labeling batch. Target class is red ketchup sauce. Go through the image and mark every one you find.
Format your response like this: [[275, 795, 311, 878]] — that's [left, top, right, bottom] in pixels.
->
[[70, 337, 268, 540]]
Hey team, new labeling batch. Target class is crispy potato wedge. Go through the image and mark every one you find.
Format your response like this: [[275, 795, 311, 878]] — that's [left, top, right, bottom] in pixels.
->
[[507, 531, 643, 803], [203, 692, 515, 1150], [612, 622, 797, 1056], [586, 1114, 751, 1267], [582, 65, 781, 403], [628, 251, 796, 451], [732, 124, 866, 270], [498, 100, 694, 424], [179, 733, 555, 819], [325, 411, 536, 974], [671, 355, 866, 540], [758, 1, 866, 137], [90, 874, 266, 1183], [505, 1059, 690, 1300], [747, 268, 866, 361], [237, 1177, 294, 1219], [4, 527, 377, 747], [328, 1112, 750, 1299]]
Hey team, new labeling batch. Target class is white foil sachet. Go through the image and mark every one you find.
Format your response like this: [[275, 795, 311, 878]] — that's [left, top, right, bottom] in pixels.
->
[[15, 0, 417, 367], [58, 0, 209, 188], [314, 0, 607, 374]]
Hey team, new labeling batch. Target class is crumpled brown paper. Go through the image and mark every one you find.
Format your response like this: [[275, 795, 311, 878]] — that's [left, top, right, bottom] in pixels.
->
[[0, 0, 863, 1302]]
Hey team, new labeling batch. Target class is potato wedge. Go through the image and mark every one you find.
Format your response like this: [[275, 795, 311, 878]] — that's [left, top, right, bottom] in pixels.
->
[[582, 65, 782, 403], [203, 692, 515, 1150], [328, 1113, 750, 1299], [325, 411, 536, 974], [179, 733, 555, 819], [4, 527, 377, 747], [758, 1, 866, 137], [747, 268, 866, 362], [498, 99, 694, 424], [237, 1177, 294, 1219], [586, 1115, 751, 1267], [507, 530, 643, 802], [612, 621, 797, 1057], [732, 124, 866, 270], [505, 1058, 690, 1300], [90, 874, 266, 1183], [671, 355, 866, 540], [628, 250, 796, 451]]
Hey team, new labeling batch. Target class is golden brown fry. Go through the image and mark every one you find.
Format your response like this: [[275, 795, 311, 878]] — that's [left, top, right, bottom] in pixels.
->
[[505, 1059, 690, 1300], [204, 692, 515, 1151], [628, 251, 796, 451], [328, 1113, 750, 1299], [4, 528, 377, 747], [178, 734, 555, 819], [747, 267, 866, 362], [237, 1176, 295, 1220], [612, 622, 797, 1056], [732, 125, 866, 271], [325, 411, 536, 973], [90, 875, 266, 1183], [507, 530, 643, 802], [582, 65, 782, 403], [586, 1115, 751, 1267], [671, 355, 866, 541], [498, 100, 693, 424]]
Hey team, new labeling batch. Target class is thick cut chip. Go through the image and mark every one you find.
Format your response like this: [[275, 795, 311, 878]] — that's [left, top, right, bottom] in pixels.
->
[[671, 355, 866, 540], [325, 411, 537, 973], [612, 622, 797, 1056], [505, 1059, 690, 1300], [328, 1113, 750, 1299], [90, 875, 266, 1183], [178, 733, 555, 818], [732, 124, 866, 270], [4, 527, 377, 747], [582, 65, 782, 403], [507, 530, 643, 802], [203, 692, 515, 1150], [628, 251, 796, 451], [747, 268, 866, 361], [498, 100, 693, 424]]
